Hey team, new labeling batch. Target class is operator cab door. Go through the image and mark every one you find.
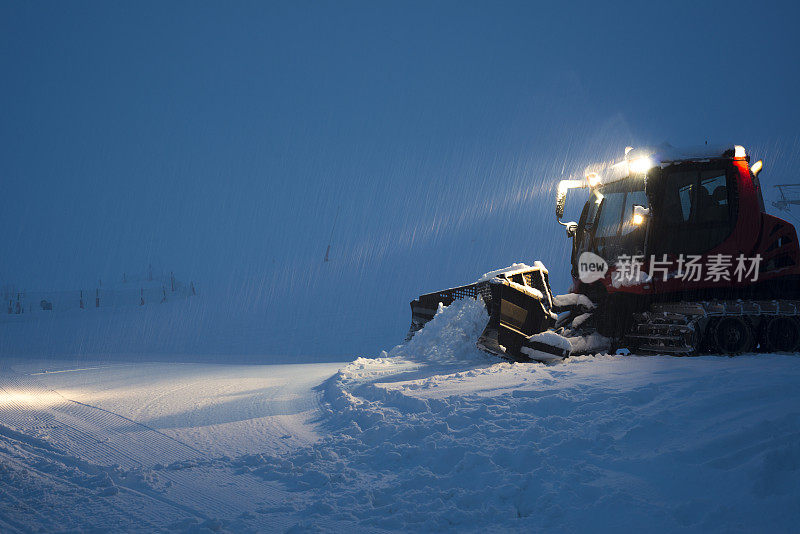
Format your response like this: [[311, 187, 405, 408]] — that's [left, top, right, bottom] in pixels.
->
[[592, 179, 648, 262], [573, 177, 648, 283], [571, 193, 600, 279]]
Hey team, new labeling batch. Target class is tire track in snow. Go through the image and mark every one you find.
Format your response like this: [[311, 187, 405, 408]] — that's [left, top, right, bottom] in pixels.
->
[[66, 398, 204, 455], [0, 371, 249, 521], [0, 361, 346, 530], [0, 371, 200, 466], [0, 423, 188, 530]]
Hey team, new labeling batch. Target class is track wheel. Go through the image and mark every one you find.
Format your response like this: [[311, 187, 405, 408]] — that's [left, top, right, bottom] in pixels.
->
[[761, 317, 800, 353], [714, 317, 754, 355]]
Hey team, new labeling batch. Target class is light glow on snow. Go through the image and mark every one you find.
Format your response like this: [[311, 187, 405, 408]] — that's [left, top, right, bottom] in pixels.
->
[[0, 389, 63, 407]]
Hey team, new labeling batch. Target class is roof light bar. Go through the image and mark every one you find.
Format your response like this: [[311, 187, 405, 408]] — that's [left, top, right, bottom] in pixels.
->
[[629, 156, 654, 174]]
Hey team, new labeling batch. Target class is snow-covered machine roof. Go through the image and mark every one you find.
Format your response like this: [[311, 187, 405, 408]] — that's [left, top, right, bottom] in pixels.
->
[[625, 143, 743, 166], [556, 143, 749, 222]]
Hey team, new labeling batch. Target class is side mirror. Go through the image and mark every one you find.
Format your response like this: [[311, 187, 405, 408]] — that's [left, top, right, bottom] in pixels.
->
[[556, 189, 567, 221], [565, 221, 578, 238]]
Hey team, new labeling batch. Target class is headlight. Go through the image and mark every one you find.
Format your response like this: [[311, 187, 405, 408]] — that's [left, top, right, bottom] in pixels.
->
[[586, 172, 601, 187], [629, 157, 654, 174]]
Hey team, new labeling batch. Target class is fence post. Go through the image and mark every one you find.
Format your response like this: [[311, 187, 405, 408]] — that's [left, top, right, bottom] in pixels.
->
[[80, 290, 84, 309], [161, 287, 167, 303], [96, 288, 100, 308], [140, 288, 144, 306]]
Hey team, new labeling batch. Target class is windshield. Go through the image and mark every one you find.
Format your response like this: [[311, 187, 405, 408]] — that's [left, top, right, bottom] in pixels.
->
[[578, 178, 648, 264]]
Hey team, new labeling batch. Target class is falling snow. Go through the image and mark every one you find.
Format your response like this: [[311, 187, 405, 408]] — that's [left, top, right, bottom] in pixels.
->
[[3, 2, 800, 532]]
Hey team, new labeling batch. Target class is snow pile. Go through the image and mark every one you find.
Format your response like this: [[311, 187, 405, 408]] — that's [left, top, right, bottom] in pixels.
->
[[254, 304, 800, 532], [566, 331, 611, 355], [503, 280, 544, 300], [552, 293, 596, 310], [526, 331, 571, 352], [521, 331, 571, 362], [475, 262, 545, 283], [391, 298, 492, 367]]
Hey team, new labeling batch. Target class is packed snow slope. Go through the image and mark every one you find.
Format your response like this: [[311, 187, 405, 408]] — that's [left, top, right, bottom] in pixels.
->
[[2, 298, 800, 532], [282, 300, 800, 532]]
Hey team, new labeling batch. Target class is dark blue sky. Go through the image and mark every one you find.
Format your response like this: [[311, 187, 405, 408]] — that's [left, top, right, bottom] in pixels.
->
[[2, 1, 799, 355]]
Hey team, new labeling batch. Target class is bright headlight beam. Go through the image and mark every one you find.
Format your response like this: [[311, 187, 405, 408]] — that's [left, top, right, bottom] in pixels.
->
[[586, 173, 601, 188], [629, 157, 654, 174], [631, 204, 649, 225]]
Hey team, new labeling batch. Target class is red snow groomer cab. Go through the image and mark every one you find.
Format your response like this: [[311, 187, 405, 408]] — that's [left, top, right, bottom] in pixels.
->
[[556, 144, 800, 354], [410, 144, 800, 362]]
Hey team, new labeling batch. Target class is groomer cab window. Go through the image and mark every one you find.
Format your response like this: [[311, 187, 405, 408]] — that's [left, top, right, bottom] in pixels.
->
[[652, 164, 737, 255], [573, 177, 647, 265]]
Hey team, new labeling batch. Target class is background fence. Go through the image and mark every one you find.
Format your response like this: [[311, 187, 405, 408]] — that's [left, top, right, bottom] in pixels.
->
[[1, 270, 195, 319]]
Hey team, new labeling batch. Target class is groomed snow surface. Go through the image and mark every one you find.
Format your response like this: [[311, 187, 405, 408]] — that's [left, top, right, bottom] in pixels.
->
[[2, 298, 800, 532]]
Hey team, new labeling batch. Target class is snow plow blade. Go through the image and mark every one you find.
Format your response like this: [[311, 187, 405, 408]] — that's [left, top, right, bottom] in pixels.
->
[[408, 265, 561, 362]]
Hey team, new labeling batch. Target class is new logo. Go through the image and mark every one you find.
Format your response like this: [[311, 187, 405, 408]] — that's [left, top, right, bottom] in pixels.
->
[[578, 252, 608, 283]]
